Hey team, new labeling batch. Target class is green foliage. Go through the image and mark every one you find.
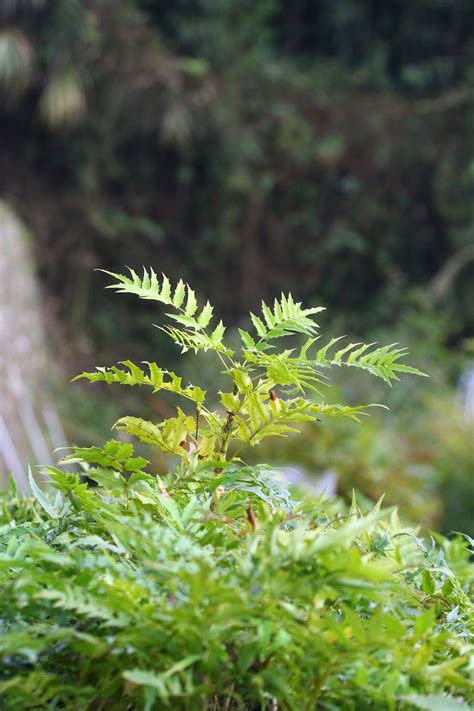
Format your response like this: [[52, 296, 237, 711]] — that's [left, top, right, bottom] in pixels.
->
[[1, 271, 472, 709], [3, 0, 474, 353], [75, 269, 426, 464], [252, 396, 474, 535], [250, 315, 474, 537], [1, 464, 473, 709]]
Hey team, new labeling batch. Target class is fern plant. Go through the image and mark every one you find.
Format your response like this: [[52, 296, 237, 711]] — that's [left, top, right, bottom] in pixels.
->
[[2, 269, 473, 711], [76, 268, 426, 466]]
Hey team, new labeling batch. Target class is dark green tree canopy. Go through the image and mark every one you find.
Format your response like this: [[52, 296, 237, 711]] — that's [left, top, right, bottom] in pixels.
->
[[1, 0, 474, 352]]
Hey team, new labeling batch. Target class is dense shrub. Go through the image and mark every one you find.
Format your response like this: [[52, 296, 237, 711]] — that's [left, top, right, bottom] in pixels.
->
[[1, 271, 472, 709], [1, 471, 473, 710]]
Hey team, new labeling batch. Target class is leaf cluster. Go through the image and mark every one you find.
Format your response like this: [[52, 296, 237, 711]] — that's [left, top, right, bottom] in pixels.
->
[[1, 270, 471, 710], [76, 269, 426, 464], [0, 465, 473, 710]]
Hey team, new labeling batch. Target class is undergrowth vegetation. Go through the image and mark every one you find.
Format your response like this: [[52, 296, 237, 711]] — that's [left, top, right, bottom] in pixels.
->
[[253, 394, 474, 535], [1, 270, 472, 710]]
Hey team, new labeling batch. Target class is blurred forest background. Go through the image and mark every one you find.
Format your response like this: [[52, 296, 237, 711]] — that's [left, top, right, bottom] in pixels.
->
[[0, 0, 473, 533]]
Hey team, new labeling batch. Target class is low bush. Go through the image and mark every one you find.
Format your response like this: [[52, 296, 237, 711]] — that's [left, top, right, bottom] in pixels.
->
[[1, 270, 472, 709]]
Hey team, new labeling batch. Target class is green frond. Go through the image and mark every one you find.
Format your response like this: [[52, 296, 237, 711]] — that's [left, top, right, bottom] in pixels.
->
[[247, 294, 325, 345], [74, 269, 427, 458], [102, 268, 231, 357], [114, 412, 196, 458], [312, 339, 428, 385], [103, 268, 187, 308], [245, 349, 326, 394], [37, 587, 122, 624], [73, 360, 206, 404], [160, 321, 229, 355], [61, 440, 149, 476], [235, 392, 380, 447]]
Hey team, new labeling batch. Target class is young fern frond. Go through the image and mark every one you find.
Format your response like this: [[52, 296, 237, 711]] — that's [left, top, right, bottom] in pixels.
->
[[242, 293, 325, 349], [311, 339, 428, 385], [241, 339, 427, 389], [231, 392, 381, 448], [74, 269, 427, 463], [161, 321, 228, 356], [102, 268, 185, 308], [114, 412, 197, 458], [102, 268, 231, 358], [242, 349, 326, 394], [74, 360, 206, 405]]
